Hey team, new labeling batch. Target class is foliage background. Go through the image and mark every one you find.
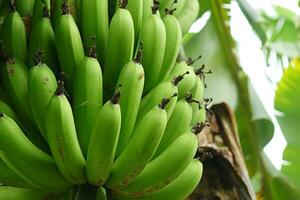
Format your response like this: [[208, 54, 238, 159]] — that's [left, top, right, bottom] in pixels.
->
[[186, 0, 300, 199]]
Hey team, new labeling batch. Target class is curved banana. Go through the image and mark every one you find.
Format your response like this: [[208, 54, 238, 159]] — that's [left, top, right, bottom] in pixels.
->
[[0, 98, 20, 125], [106, 100, 169, 190], [0, 114, 73, 192], [32, 0, 50, 26], [86, 91, 121, 186], [140, 4, 166, 93], [156, 10, 182, 83], [1, 57, 35, 132], [0, 159, 32, 188], [115, 51, 145, 158], [103, 1, 134, 93], [0, 187, 51, 200], [137, 73, 188, 124], [80, 0, 108, 65], [14, 0, 35, 16], [0, 3, 27, 61], [28, 54, 58, 140], [0, 97, 47, 151], [55, 1, 85, 91], [29, 5, 59, 75], [165, 60, 197, 99], [127, 0, 143, 49], [152, 98, 193, 159], [176, 0, 199, 35], [116, 132, 198, 197], [113, 159, 202, 200], [73, 47, 103, 157], [45, 81, 86, 185]]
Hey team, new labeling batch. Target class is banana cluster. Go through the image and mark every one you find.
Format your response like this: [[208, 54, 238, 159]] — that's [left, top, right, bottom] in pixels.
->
[[0, 0, 208, 199]]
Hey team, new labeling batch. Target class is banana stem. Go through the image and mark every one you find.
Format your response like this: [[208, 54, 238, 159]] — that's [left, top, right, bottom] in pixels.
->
[[186, 55, 202, 66], [172, 71, 190, 86], [111, 86, 121, 104], [61, 0, 70, 15], [119, 0, 128, 9], [151, 1, 160, 14], [33, 48, 45, 66], [159, 93, 177, 109], [8, 0, 16, 13], [134, 42, 143, 64]]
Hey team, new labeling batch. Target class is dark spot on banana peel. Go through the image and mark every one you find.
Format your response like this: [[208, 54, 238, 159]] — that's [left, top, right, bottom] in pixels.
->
[[7, 65, 14, 77], [56, 135, 64, 161], [138, 72, 144, 80]]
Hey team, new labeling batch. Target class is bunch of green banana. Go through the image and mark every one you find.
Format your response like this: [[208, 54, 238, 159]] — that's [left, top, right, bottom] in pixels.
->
[[0, 0, 206, 199]]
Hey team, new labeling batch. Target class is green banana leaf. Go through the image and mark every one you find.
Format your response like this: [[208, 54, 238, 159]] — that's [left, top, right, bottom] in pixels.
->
[[237, 0, 300, 63], [274, 58, 300, 192]]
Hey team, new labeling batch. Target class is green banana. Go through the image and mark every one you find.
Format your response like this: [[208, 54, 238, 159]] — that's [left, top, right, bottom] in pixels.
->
[[106, 99, 170, 190], [28, 53, 58, 140], [0, 3, 27, 62], [103, 1, 134, 93], [14, 0, 35, 16], [1, 57, 35, 131], [86, 90, 121, 186], [165, 60, 198, 99], [116, 132, 198, 197], [0, 114, 72, 192], [0, 187, 51, 200], [115, 50, 145, 158], [140, 3, 166, 93], [80, 0, 109, 65], [0, 98, 20, 124], [127, 0, 143, 49], [29, 5, 59, 75], [191, 105, 206, 126], [73, 47, 103, 157], [45, 81, 86, 185], [0, 58, 49, 152], [32, 0, 50, 26], [136, 73, 189, 124], [55, 1, 85, 91], [0, 159, 32, 188], [51, 0, 77, 27], [176, 0, 199, 35], [190, 76, 204, 101], [0, 97, 46, 150], [156, 9, 182, 83], [97, 187, 107, 200], [113, 159, 203, 200], [190, 78, 205, 126], [152, 98, 193, 159]]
